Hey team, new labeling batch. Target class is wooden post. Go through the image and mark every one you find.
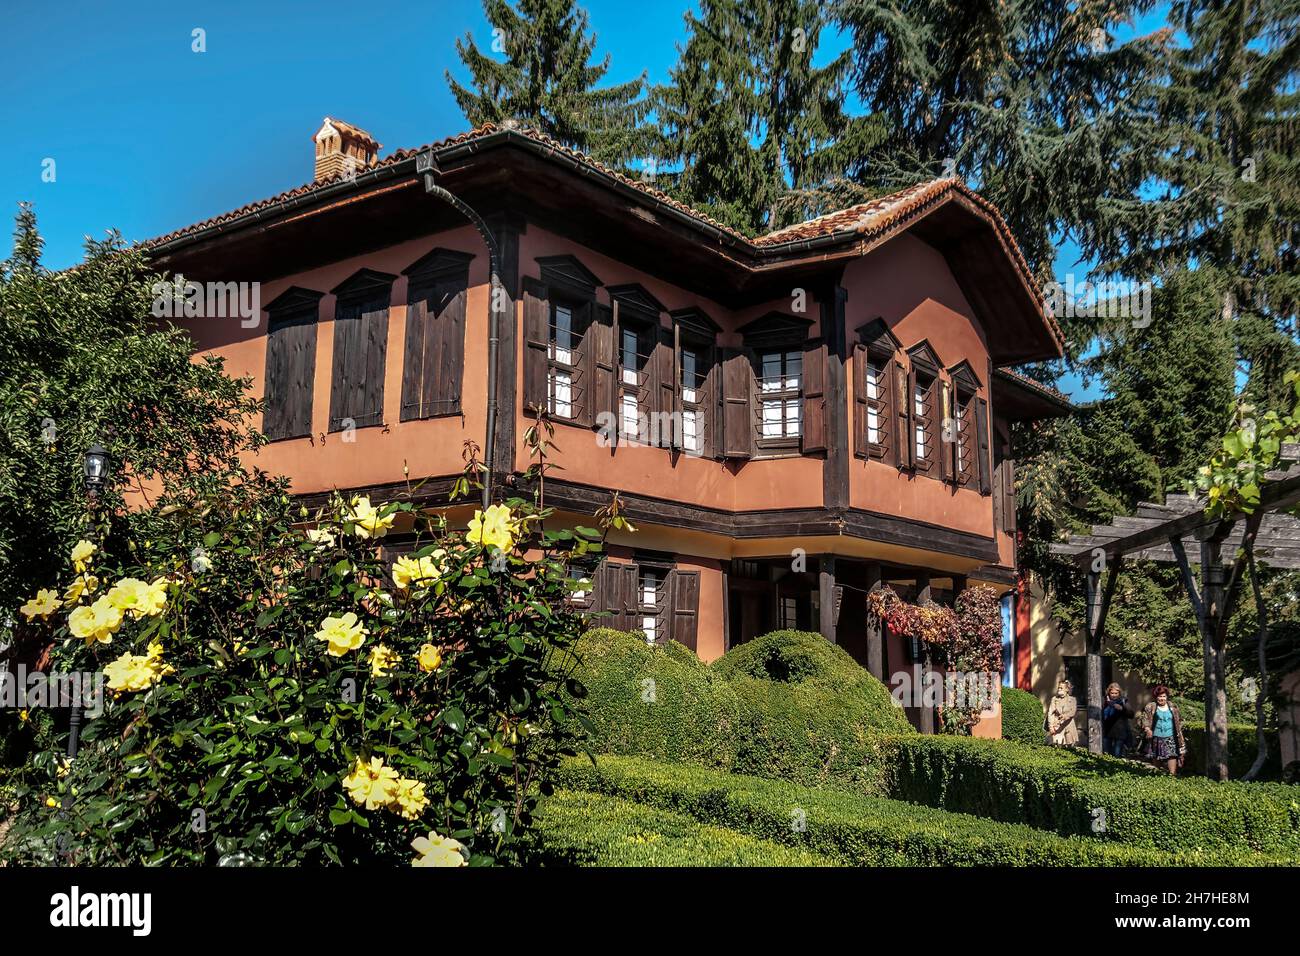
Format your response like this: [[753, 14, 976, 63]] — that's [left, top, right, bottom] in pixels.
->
[[865, 563, 883, 680], [1200, 533, 1231, 781], [916, 572, 933, 734], [819, 555, 837, 644], [1085, 557, 1122, 754]]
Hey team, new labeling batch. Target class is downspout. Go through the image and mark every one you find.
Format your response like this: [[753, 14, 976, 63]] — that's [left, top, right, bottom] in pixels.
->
[[416, 150, 501, 511]]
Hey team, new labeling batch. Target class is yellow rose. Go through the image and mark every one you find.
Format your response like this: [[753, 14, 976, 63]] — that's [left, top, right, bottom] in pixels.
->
[[348, 496, 395, 540], [104, 646, 170, 695], [314, 611, 368, 656], [368, 643, 399, 678], [20, 589, 61, 621], [465, 504, 516, 552], [63, 573, 99, 607], [68, 596, 123, 646], [392, 778, 429, 820], [417, 643, 443, 673], [106, 577, 167, 619], [410, 830, 467, 867], [342, 756, 399, 811], [392, 551, 444, 590], [71, 540, 97, 573]]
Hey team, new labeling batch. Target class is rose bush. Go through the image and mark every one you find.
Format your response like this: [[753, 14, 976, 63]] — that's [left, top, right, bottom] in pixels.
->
[[1, 473, 601, 866]]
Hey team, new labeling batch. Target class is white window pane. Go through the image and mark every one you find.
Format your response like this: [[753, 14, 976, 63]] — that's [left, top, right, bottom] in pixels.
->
[[683, 386, 698, 404], [786, 399, 801, 436], [621, 392, 639, 436], [684, 409, 700, 451], [867, 406, 880, 443], [550, 370, 572, 418], [762, 400, 783, 437], [866, 363, 881, 400]]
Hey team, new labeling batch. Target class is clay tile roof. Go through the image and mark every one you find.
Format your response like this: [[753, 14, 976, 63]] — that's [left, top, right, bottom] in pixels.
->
[[754, 179, 951, 246], [994, 367, 1074, 410], [142, 125, 1059, 355]]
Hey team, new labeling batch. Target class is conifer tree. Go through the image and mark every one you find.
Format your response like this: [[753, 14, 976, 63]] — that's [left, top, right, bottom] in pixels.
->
[[446, 0, 654, 167], [1101, 0, 1300, 412], [834, 0, 1166, 275], [656, 0, 881, 234]]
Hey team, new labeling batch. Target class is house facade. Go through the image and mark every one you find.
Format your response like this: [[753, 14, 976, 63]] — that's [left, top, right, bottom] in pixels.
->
[[148, 119, 1068, 733]]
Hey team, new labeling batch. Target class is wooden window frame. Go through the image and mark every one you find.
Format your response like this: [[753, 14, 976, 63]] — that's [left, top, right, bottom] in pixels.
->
[[946, 361, 982, 487], [262, 286, 324, 443], [735, 311, 816, 459], [906, 341, 943, 475], [400, 248, 473, 421], [754, 346, 804, 451], [854, 318, 901, 463], [524, 256, 603, 428], [328, 268, 395, 433], [546, 293, 593, 424], [670, 307, 721, 460]]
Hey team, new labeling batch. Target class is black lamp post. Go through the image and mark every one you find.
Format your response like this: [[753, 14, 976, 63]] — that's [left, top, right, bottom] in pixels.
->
[[82, 443, 109, 500]]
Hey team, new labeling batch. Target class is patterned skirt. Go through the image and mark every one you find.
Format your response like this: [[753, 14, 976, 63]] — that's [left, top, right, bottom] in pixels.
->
[[1149, 735, 1179, 761]]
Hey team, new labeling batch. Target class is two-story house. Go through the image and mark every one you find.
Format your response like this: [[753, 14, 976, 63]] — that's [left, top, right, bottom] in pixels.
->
[[147, 119, 1069, 731]]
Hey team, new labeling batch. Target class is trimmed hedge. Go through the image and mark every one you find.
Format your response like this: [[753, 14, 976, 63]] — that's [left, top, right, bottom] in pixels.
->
[[1182, 723, 1280, 780], [879, 734, 1300, 855], [557, 755, 1285, 866], [571, 627, 909, 790], [528, 787, 831, 866], [999, 687, 1046, 746]]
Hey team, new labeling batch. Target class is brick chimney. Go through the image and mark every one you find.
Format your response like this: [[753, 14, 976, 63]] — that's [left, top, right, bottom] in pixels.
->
[[313, 117, 380, 182]]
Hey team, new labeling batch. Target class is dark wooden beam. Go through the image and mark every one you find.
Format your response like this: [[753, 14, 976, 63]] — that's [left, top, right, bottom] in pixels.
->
[[1084, 558, 1122, 754], [916, 572, 934, 735], [819, 555, 837, 644], [865, 562, 883, 680]]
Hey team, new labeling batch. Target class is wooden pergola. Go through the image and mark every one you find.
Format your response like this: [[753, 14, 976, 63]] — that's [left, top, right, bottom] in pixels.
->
[[1050, 454, 1300, 779]]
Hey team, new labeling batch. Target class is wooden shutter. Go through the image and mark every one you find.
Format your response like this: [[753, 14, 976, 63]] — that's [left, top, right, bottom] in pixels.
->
[[329, 293, 388, 431], [1002, 454, 1017, 533], [703, 347, 720, 460], [574, 301, 595, 428], [264, 306, 318, 441], [722, 348, 754, 460], [667, 569, 700, 652], [400, 281, 465, 421], [591, 303, 615, 440], [852, 345, 868, 459], [899, 362, 916, 470], [522, 277, 549, 415], [938, 382, 953, 483], [654, 326, 678, 449], [975, 397, 992, 494], [801, 338, 826, 454], [598, 560, 638, 631]]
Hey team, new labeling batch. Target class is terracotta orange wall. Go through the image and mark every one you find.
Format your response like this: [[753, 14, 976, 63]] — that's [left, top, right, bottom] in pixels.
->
[[516, 226, 825, 512], [181, 226, 486, 497], [841, 234, 996, 542]]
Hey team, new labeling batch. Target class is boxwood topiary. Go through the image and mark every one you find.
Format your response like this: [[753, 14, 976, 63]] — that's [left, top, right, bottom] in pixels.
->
[[999, 686, 1046, 746]]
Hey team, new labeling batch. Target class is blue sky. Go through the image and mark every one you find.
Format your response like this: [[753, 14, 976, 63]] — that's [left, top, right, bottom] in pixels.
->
[[2, 0, 1172, 400]]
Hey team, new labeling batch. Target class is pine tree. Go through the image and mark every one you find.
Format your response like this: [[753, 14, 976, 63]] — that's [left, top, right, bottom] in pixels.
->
[[656, 0, 881, 234], [834, 0, 1166, 275], [1101, 0, 1300, 412], [446, 0, 654, 167]]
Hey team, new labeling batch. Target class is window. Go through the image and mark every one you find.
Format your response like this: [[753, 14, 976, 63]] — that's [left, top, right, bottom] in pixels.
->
[[946, 362, 982, 487], [262, 286, 324, 441], [400, 249, 472, 421], [328, 269, 395, 433], [779, 595, 799, 630], [759, 349, 802, 442], [618, 323, 653, 439], [549, 302, 578, 419], [906, 341, 943, 473], [671, 307, 721, 459], [524, 256, 602, 427], [639, 568, 665, 644], [853, 319, 901, 462]]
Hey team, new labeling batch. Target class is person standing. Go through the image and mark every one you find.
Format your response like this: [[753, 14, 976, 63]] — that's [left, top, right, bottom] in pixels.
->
[[1045, 679, 1080, 747], [1101, 683, 1135, 757], [1141, 684, 1185, 775]]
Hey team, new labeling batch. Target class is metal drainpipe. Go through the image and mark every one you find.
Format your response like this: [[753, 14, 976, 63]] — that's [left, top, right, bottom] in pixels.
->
[[416, 150, 501, 511]]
